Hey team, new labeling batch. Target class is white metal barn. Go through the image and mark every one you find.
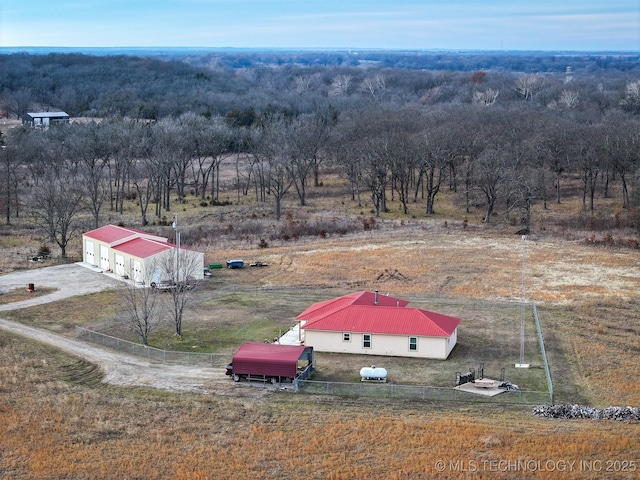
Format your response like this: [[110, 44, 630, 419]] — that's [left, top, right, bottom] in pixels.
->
[[297, 291, 461, 360], [82, 225, 204, 284], [22, 111, 70, 127]]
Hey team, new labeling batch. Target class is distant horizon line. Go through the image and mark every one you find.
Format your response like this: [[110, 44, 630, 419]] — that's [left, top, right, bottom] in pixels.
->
[[1, 46, 638, 55]]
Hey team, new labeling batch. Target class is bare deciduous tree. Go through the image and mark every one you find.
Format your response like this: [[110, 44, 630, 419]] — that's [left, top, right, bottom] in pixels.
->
[[537, 118, 573, 205], [620, 80, 640, 114], [31, 175, 86, 258], [574, 124, 601, 212], [68, 122, 110, 228], [332, 116, 364, 207], [417, 124, 453, 215], [251, 116, 295, 219], [3, 87, 33, 119], [285, 111, 334, 205], [515, 75, 543, 101], [102, 118, 137, 214], [328, 74, 352, 97], [602, 116, 640, 209], [360, 138, 391, 217], [292, 73, 321, 95], [548, 90, 579, 110], [0, 132, 23, 225], [157, 247, 203, 338], [360, 74, 386, 99], [472, 89, 499, 106], [474, 147, 513, 223], [119, 263, 163, 346]]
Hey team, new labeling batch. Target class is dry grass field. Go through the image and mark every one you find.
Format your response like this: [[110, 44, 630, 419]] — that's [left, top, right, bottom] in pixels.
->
[[0, 170, 639, 479], [0, 335, 638, 479]]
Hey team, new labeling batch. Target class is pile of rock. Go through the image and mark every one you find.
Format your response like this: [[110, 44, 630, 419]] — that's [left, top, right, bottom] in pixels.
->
[[533, 404, 640, 421]]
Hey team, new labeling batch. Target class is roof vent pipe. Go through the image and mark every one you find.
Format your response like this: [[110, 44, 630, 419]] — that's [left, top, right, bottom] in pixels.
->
[[374, 290, 379, 305]]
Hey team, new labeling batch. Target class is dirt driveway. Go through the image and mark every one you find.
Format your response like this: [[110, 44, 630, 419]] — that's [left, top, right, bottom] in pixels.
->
[[0, 264, 245, 396]]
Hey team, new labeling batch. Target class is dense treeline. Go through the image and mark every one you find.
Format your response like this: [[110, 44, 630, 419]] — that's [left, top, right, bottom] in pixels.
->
[[189, 50, 640, 73], [2, 51, 640, 119], [0, 51, 639, 256]]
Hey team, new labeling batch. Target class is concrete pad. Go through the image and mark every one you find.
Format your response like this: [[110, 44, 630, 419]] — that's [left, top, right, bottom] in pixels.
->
[[454, 379, 506, 397], [277, 324, 302, 345]]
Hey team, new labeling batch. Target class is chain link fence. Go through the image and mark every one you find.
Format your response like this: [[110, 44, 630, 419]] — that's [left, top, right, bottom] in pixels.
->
[[75, 323, 551, 405], [296, 379, 550, 405], [533, 301, 554, 404], [75, 286, 553, 404], [75, 326, 229, 367]]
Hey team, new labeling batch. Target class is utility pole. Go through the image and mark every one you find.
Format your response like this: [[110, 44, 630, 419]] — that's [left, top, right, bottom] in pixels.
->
[[172, 213, 180, 284], [1, 144, 9, 225]]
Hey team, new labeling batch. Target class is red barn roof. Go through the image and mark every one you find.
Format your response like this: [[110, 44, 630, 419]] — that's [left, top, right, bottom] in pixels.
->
[[298, 291, 460, 338], [84, 224, 167, 246], [113, 237, 173, 259]]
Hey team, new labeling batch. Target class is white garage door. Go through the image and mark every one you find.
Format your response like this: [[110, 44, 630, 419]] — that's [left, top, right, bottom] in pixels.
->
[[85, 240, 95, 265], [133, 260, 143, 283], [115, 254, 125, 277], [100, 245, 110, 270]]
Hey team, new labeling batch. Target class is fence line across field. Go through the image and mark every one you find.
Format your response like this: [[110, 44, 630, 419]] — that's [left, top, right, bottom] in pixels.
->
[[75, 326, 230, 367], [295, 379, 550, 405], [533, 301, 554, 404]]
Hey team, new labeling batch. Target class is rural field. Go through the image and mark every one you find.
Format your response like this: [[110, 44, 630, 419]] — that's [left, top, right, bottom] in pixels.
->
[[1, 168, 639, 479]]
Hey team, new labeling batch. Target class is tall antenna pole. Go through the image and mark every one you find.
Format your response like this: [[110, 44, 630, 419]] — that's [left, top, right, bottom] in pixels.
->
[[173, 213, 180, 284], [516, 234, 529, 368]]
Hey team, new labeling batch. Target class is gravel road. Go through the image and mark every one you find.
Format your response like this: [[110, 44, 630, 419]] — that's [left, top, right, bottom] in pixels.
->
[[0, 264, 231, 394]]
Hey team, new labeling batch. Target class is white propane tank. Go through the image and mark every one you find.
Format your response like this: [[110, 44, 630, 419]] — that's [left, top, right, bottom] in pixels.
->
[[360, 366, 387, 382]]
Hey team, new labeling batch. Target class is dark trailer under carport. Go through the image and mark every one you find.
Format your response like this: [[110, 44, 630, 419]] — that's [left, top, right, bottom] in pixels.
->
[[227, 342, 315, 385]]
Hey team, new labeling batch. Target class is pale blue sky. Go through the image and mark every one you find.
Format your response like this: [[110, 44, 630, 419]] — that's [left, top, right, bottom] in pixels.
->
[[1, 1, 638, 51]]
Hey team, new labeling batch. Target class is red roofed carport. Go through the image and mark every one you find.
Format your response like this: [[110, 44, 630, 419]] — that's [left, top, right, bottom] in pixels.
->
[[227, 342, 315, 385]]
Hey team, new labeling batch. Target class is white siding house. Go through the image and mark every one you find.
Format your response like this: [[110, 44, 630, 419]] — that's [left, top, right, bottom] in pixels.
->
[[297, 291, 460, 360]]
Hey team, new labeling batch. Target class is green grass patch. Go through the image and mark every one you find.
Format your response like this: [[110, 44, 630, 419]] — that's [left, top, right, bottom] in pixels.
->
[[202, 292, 264, 308], [149, 317, 286, 353]]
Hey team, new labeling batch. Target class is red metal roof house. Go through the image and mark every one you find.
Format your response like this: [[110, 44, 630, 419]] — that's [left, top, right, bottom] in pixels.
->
[[297, 291, 460, 359]]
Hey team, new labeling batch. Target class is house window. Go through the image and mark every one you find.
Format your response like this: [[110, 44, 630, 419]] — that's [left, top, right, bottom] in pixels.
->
[[409, 337, 418, 351], [363, 334, 372, 349], [343, 333, 351, 342]]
